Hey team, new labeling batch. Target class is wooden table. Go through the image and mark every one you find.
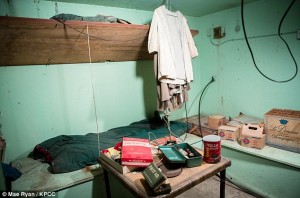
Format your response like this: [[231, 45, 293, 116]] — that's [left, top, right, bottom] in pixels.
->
[[98, 150, 231, 198]]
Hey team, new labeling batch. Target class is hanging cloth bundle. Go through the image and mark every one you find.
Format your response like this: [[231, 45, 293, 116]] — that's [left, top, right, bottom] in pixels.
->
[[148, 4, 198, 112]]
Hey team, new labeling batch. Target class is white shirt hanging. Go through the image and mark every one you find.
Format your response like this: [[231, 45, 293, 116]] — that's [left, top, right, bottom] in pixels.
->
[[148, 5, 198, 85]]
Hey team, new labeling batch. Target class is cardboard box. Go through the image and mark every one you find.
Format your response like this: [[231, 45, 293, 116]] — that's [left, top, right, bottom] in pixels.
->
[[227, 120, 242, 136], [240, 134, 266, 149], [121, 137, 153, 167], [100, 151, 138, 174], [208, 115, 226, 130], [240, 124, 266, 149], [264, 109, 300, 153], [218, 125, 239, 141], [100, 146, 139, 174]]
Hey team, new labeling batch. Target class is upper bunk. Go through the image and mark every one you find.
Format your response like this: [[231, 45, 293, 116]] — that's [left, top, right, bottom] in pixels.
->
[[0, 16, 199, 66]]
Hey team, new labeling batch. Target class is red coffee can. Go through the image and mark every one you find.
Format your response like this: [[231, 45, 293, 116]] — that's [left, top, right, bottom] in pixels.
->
[[203, 135, 221, 163]]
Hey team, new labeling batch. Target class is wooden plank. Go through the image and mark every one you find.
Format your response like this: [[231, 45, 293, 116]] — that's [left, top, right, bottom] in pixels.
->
[[0, 16, 199, 66]]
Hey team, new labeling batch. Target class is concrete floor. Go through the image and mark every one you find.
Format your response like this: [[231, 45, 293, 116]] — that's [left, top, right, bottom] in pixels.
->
[[176, 175, 258, 198]]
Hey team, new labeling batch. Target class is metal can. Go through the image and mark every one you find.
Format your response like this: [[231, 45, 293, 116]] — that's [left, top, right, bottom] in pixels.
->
[[203, 135, 221, 163]]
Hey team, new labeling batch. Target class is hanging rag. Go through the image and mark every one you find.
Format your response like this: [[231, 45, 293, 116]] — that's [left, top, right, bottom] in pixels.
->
[[148, 5, 198, 111]]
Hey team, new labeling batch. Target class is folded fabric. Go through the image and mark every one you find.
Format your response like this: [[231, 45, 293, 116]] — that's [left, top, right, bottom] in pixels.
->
[[30, 118, 189, 173]]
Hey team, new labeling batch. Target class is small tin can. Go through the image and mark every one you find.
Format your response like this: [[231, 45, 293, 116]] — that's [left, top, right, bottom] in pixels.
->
[[203, 135, 221, 163]]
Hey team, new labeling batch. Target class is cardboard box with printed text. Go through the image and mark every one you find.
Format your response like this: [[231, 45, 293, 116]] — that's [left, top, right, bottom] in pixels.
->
[[240, 124, 266, 149], [218, 125, 239, 141], [264, 109, 300, 153]]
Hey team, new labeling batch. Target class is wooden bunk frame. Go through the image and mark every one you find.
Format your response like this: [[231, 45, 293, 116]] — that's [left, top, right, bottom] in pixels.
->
[[0, 16, 198, 66]]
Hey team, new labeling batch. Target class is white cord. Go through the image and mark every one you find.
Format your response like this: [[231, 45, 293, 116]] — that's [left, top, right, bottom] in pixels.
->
[[148, 131, 160, 145], [162, 113, 185, 142], [55, 0, 59, 15], [86, 23, 101, 156]]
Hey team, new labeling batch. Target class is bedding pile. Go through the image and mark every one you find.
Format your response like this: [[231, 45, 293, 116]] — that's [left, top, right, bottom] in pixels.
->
[[30, 118, 189, 173], [51, 13, 131, 24]]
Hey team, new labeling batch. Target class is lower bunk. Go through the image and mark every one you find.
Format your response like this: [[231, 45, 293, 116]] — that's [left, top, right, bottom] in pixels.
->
[[11, 117, 191, 196]]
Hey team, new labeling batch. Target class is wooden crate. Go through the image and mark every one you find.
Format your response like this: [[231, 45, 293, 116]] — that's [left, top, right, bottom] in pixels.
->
[[264, 109, 300, 153]]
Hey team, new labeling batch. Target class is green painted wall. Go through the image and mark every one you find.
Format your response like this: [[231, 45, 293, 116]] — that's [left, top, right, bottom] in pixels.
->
[[198, 0, 300, 118], [0, 0, 299, 197], [0, 0, 201, 163], [222, 147, 300, 198], [197, 1, 300, 197]]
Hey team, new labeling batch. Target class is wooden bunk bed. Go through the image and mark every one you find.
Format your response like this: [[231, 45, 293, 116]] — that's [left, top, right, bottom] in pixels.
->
[[1, 15, 199, 194]]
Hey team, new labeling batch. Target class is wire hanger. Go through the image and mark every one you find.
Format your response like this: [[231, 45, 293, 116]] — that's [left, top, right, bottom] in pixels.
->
[[162, 0, 177, 12]]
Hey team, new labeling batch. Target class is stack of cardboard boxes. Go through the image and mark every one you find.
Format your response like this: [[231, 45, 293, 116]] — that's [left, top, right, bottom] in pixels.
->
[[211, 109, 300, 152], [208, 114, 266, 149]]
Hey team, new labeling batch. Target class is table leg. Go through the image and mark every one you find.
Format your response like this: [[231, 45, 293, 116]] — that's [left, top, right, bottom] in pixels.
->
[[103, 169, 111, 198], [220, 169, 226, 198]]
